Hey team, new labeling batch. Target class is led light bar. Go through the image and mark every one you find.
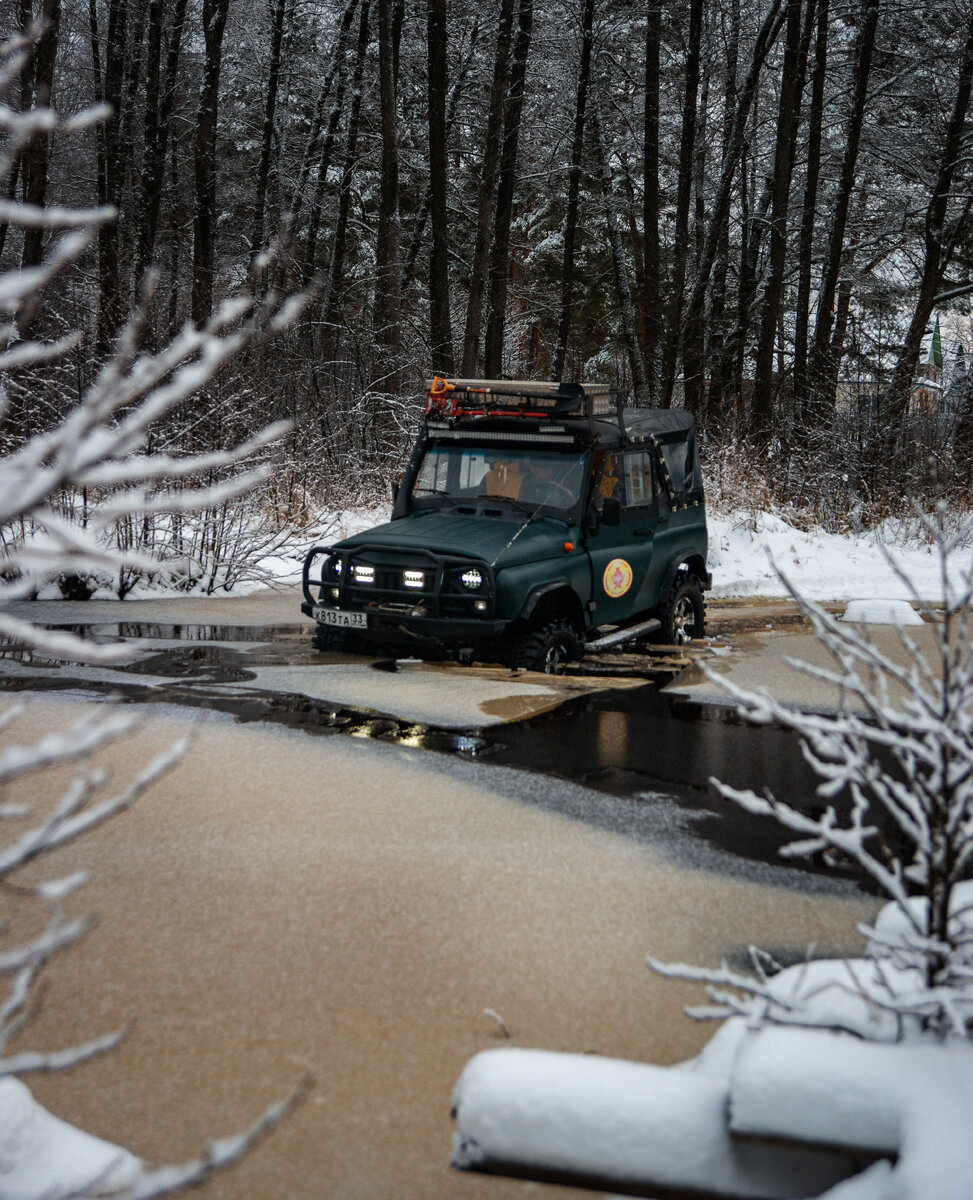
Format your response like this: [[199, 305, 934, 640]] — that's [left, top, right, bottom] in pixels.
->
[[353, 564, 374, 584], [403, 569, 425, 589], [429, 430, 576, 444]]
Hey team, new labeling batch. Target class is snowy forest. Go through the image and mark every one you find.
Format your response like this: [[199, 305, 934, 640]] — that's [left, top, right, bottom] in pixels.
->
[[2, 0, 973, 529]]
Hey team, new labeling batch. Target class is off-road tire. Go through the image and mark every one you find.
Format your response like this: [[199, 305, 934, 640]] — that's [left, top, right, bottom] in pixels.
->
[[509, 618, 584, 674], [655, 575, 705, 644]]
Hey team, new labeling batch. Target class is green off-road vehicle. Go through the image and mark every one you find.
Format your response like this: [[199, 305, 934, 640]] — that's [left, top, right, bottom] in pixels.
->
[[301, 378, 710, 672]]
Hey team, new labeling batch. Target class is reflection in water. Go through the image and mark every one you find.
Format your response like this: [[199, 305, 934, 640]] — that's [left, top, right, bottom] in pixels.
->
[[1, 617, 859, 880], [596, 709, 629, 767]]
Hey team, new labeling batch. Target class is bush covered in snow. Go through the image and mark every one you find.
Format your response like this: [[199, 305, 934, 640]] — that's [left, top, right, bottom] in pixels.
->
[[656, 508, 973, 1041]]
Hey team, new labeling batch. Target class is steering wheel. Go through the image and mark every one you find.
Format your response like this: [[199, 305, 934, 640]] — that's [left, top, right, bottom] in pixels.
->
[[538, 481, 576, 506]]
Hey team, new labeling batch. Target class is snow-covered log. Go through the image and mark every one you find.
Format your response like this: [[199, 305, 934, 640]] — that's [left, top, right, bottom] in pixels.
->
[[451, 1047, 859, 1199], [728, 1025, 973, 1156]]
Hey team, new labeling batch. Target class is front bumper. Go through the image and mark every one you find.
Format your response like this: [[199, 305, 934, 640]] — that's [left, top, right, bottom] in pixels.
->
[[301, 599, 506, 644], [302, 543, 504, 645]]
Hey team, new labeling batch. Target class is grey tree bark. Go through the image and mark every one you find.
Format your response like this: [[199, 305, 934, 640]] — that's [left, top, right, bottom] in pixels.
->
[[483, 0, 533, 377], [551, 0, 595, 382]]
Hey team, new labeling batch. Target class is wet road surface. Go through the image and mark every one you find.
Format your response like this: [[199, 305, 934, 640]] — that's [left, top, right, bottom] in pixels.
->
[[1, 592, 864, 883]]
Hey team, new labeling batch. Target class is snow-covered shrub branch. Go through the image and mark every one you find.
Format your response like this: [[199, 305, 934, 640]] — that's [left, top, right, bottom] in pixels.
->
[[0, 24, 314, 622], [653, 509, 973, 1041], [0, 25, 309, 1197]]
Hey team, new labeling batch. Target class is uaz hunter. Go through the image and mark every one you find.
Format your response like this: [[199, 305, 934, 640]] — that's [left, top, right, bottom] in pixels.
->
[[301, 378, 710, 672]]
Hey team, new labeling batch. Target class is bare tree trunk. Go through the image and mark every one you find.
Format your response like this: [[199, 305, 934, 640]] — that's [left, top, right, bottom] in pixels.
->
[[461, 0, 515, 375], [793, 0, 828, 415], [134, 0, 188, 284], [17, 0, 61, 338], [592, 79, 648, 402], [640, 0, 661, 403], [751, 0, 805, 440], [805, 0, 878, 422], [427, 0, 454, 374], [320, 0, 370, 363], [679, 0, 786, 394], [483, 0, 533, 377], [660, 0, 703, 407], [706, 0, 740, 427], [192, 0, 230, 327], [401, 24, 478, 292], [302, 86, 348, 279], [373, 0, 402, 359], [250, 0, 288, 264], [90, 0, 129, 354], [0, 0, 34, 262], [683, 51, 710, 416], [552, 0, 595, 382]]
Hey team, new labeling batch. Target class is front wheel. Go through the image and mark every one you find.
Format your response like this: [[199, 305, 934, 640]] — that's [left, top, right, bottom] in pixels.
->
[[509, 618, 584, 674], [656, 576, 705, 644]]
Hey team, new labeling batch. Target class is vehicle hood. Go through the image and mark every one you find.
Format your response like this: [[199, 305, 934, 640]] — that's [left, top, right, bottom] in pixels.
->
[[335, 512, 573, 569]]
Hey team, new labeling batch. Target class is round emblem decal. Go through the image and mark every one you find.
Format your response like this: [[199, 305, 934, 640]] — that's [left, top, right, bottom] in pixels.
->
[[603, 558, 633, 598]]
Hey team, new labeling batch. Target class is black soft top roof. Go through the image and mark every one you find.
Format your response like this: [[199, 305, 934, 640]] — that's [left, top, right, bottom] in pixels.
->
[[623, 408, 695, 439]]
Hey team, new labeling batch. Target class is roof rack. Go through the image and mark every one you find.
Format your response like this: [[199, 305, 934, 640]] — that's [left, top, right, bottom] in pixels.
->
[[424, 377, 629, 423]]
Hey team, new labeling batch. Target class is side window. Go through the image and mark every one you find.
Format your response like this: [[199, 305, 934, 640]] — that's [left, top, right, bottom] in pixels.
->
[[621, 451, 657, 508], [602, 453, 623, 501]]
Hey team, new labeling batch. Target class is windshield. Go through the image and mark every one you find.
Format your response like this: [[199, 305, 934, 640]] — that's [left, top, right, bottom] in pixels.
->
[[412, 444, 587, 517]]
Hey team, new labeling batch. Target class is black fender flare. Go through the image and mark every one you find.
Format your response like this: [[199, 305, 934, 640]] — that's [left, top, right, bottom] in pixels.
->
[[518, 581, 585, 626], [658, 552, 710, 600]]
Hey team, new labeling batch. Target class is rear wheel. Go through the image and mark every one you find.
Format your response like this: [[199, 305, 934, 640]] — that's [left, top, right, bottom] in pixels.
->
[[656, 576, 705, 644], [509, 618, 583, 674]]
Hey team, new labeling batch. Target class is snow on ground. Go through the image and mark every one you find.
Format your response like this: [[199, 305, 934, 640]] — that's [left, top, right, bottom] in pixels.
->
[[707, 510, 969, 602], [840, 598, 924, 625], [32, 500, 968, 605]]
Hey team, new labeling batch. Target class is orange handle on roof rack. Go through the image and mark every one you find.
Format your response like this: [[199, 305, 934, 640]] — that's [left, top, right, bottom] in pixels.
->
[[429, 376, 454, 395]]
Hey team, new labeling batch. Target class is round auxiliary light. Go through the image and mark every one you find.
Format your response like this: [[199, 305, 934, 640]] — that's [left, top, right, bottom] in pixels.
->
[[461, 568, 483, 590]]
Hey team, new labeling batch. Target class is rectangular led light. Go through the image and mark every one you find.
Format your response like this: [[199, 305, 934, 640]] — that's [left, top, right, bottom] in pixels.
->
[[353, 565, 375, 583], [403, 570, 425, 589]]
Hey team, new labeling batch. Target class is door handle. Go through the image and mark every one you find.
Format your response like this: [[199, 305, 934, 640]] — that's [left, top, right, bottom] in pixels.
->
[[634, 527, 654, 537]]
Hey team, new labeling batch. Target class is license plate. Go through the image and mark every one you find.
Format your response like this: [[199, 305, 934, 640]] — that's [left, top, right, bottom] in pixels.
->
[[314, 606, 367, 629]]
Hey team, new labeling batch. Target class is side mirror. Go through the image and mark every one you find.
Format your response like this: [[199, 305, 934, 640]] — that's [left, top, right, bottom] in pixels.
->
[[602, 496, 621, 526]]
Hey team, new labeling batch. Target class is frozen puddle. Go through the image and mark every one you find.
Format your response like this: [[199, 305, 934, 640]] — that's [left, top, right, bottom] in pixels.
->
[[15, 698, 873, 1200], [235, 660, 640, 728]]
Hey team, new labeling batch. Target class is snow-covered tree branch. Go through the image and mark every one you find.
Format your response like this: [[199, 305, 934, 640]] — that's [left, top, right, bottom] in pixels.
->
[[0, 23, 309, 1197], [653, 510, 973, 1041]]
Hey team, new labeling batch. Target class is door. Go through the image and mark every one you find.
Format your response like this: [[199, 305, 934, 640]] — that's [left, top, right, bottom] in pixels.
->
[[585, 449, 669, 627]]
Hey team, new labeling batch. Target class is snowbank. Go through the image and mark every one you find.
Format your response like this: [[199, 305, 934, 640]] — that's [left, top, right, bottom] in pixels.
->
[[708, 510, 968, 602], [841, 599, 924, 625]]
